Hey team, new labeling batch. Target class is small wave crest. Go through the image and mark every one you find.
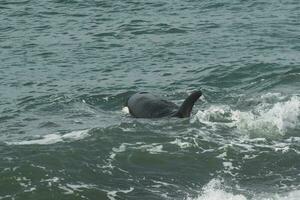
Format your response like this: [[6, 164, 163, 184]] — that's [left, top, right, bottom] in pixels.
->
[[6, 129, 90, 145], [193, 94, 300, 138]]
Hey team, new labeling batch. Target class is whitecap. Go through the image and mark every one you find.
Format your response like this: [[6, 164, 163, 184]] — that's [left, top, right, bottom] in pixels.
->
[[232, 96, 300, 137], [105, 187, 134, 200], [186, 179, 300, 200], [6, 129, 90, 145], [170, 138, 193, 149], [139, 144, 166, 154], [186, 179, 247, 200]]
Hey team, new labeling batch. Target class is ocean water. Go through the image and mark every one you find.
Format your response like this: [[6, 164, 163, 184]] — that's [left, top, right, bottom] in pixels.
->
[[0, 0, 300, 199]]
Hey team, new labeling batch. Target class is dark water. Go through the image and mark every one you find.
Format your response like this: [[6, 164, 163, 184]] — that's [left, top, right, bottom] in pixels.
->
[[1, 0, 300, 199]]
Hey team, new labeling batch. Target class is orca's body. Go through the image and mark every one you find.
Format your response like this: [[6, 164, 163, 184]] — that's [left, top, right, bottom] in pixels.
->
[[126, 91, 202, 118]]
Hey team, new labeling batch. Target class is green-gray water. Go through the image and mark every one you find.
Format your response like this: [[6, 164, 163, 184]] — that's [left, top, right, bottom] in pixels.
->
[[1, 0, 300, 199]]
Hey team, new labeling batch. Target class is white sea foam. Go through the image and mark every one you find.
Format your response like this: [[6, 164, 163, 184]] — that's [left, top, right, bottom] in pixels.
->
[[101, 143, 131, 175], [193, 95, 300, 138], [0, 195, 13, 200], [6, 129, 90, 145], [187, 179, 300, 200], [58, 182, 98, 195], [142, 144, 166, 154], [192, 105, 234, 125], [170, 138, 193, 149], [233, 96, 300, 137], [113, 142, 166, 154], [187, 179, 247, 200], [152, 180, 179, 188], [65, 183, 97, 192], [102, 142, 167, 175], [105, 187, 134, 200]]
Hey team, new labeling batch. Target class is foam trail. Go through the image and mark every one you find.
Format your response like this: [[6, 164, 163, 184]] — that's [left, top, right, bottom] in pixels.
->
[[6, 129, 90, 145]]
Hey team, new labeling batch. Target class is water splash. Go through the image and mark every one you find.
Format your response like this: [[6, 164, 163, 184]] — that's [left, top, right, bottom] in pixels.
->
[[232, 96, 300, 137], [187, 179, 247, 200], [193, 95, 300, 138]]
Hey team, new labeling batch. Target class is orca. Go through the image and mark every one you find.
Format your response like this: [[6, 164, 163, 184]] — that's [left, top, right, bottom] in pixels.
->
[[126, 91, 202, 118]]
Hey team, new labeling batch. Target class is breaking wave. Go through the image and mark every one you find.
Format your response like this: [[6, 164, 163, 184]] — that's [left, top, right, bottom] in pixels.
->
[[193, 94, 300, 138], [187, 179, 300, 200]]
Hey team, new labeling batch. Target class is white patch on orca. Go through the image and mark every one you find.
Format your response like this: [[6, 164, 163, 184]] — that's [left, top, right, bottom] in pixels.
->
[[122, 106, 129, 114]]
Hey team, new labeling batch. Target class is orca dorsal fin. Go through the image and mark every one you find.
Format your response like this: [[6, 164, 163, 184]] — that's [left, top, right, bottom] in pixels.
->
[[174, 91, 202, 118]]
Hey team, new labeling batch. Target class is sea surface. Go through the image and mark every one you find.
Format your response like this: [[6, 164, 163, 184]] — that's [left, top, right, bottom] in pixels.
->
[[1, 0, 300, 199]]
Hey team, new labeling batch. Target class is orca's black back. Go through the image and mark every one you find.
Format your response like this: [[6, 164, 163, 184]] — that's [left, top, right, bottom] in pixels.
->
[[127, 92, 178, 118]]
